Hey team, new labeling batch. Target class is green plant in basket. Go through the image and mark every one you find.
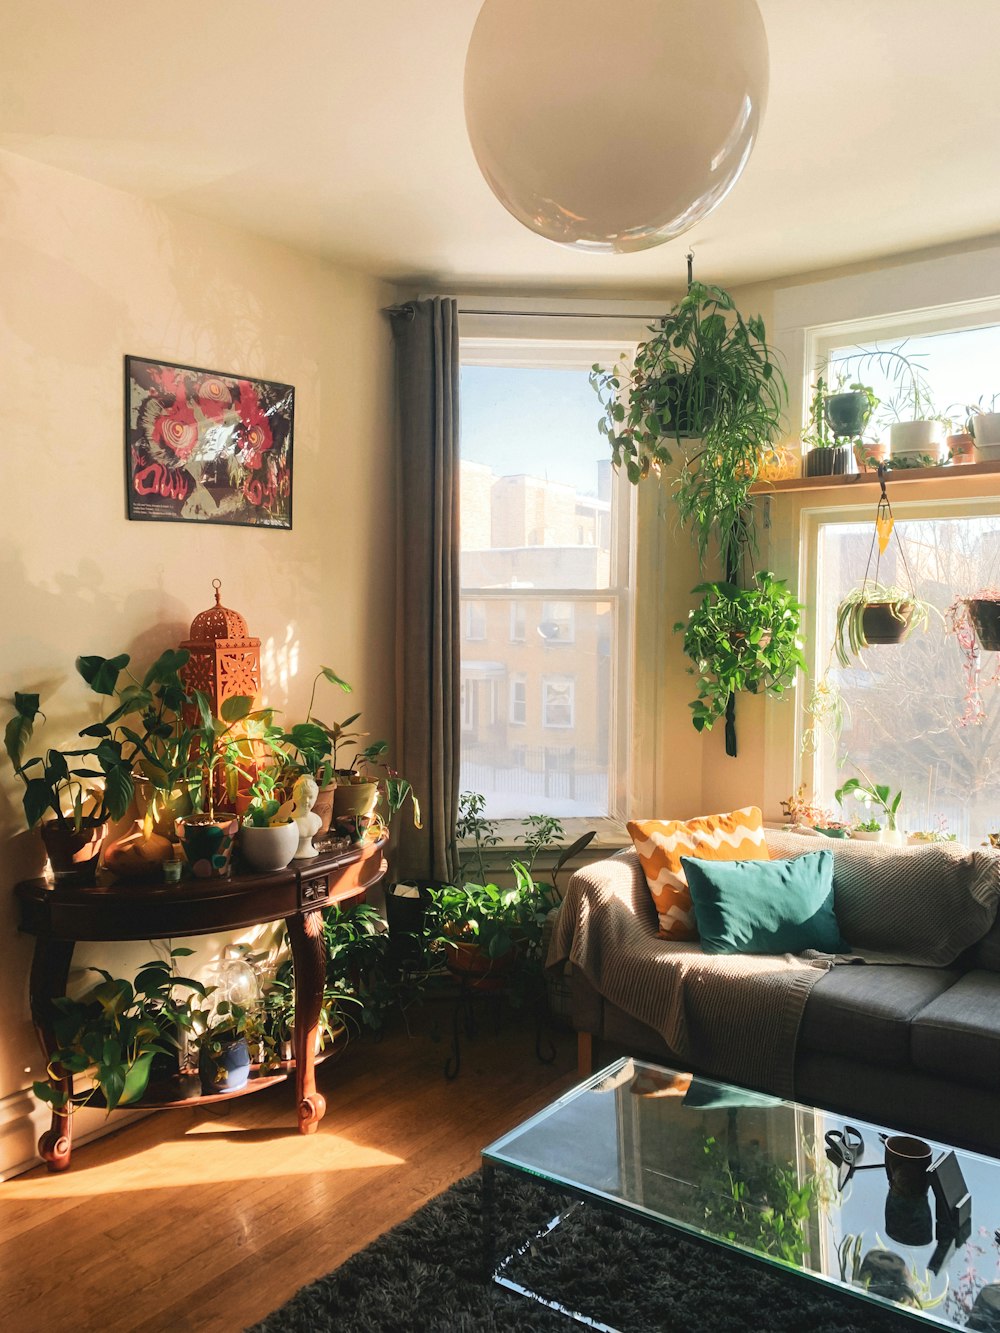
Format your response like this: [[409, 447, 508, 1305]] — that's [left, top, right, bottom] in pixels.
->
[[674, 572, 805, 733]]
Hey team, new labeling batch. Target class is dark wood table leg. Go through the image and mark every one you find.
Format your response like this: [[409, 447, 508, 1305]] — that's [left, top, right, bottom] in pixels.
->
[[29, 937, 75, 1172], [286, 909, 327, 1134]]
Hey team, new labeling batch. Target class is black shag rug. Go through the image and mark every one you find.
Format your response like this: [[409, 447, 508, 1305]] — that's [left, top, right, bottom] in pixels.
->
[[251, 1172, 918, 1333]]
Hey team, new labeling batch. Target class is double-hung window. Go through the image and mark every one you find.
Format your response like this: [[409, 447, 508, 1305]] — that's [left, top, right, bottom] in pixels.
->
[[458, 338, 633, 819]]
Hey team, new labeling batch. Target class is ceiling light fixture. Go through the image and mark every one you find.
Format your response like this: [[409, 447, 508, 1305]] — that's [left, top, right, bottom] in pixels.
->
[[464, 0, 769, 254]]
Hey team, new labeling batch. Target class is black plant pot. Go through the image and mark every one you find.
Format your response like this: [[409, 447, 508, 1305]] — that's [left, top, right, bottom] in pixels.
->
[[804, 445, 851, 476], [643, 371, 721, 438], [969, 598, 1000, 651], [862, 601, 913, 645], [385, 882, 432, 976], [825, 391, 870, 439]]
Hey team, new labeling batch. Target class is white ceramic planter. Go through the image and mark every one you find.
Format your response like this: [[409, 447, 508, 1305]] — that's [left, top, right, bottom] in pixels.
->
[[974, 411, 1000, 450], [889, 419, 942, 453], [850, 830, 885, 843], [240, 821, 300, 872], [850, 829, 905, 845]]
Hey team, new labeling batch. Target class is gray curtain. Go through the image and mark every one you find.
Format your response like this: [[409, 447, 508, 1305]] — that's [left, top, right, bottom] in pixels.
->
[[391, 297, 461, 884]]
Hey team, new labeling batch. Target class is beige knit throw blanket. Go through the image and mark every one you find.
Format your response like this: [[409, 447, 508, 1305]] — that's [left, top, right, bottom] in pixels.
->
[[547, 848, 832, 1099]]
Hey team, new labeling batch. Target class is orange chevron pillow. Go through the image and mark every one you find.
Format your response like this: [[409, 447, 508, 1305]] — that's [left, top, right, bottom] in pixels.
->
[[627, 807, 770, 941]]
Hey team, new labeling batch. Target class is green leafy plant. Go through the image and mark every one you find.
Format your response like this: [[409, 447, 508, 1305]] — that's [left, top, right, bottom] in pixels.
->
[[835, 773, 903, 832], [855, 816, 883, 833], [4, 651, 189, 831], [834, 583, 935, 667], [591, 282, 786, 567], [33, 949, 207, 1113], [176, 691, 282, 820], [699, 1135, 814, 1265], [674, 572, 806, 732], [242, 766, 294, 827], [351, 741, 422, 831]]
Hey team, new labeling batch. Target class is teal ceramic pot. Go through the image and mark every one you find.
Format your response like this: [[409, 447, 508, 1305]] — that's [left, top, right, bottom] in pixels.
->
[[825, 391, 870, 439], [177, 816, 238, 879], [198, 1035, 250, 1094], [814, 826, 849, 839]]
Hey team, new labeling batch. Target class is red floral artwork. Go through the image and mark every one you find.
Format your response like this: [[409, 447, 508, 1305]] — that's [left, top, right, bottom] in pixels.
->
[[125, 356, 294, 528]]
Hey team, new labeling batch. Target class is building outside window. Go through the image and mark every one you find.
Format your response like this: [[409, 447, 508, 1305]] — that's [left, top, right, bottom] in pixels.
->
[[459, 338, 633, 819], [464, 600, 487, 641]]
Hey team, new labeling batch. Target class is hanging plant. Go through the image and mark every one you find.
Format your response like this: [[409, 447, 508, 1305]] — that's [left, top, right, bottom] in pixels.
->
[[834, 583, 934, 667], [591, 280, 786, 568], [674, 572, 805, 733], [945, 590, 1000, 726]]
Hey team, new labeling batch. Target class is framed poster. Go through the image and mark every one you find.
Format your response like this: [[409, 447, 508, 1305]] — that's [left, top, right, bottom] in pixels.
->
[[125, 356, 294, 528]]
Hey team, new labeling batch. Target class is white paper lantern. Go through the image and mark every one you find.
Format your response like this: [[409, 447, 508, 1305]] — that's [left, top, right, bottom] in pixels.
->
[[464, 0, 769, 253]]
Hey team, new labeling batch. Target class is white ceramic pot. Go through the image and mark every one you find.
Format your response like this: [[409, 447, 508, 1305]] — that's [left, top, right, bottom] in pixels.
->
[[889, 419, 942, 453], [974, 411, 1000, 450], [240, 821, 300, 873], [850, 830, 886, 843]]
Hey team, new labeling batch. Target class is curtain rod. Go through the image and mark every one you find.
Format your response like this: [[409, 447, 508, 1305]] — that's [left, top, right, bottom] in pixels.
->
[[383, 303, 663, 322]]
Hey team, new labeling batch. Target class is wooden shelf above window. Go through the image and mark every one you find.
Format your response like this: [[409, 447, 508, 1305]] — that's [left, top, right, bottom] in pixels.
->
[[749, 460, 1000, 496]]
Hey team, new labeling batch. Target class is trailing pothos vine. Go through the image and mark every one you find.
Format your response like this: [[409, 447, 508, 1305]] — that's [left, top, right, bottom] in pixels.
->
[[592, 274, 800, 753]]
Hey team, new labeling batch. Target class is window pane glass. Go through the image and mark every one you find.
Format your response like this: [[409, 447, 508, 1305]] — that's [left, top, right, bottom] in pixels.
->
[[460, 366, 612, 591], [811, 514, 1000, 843], [460, 597, 613, 818], [828, 324, 1000, 422]]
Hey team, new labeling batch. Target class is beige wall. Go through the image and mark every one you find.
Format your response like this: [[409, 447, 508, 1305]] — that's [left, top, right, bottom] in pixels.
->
[[0, 149, 397, 1176]]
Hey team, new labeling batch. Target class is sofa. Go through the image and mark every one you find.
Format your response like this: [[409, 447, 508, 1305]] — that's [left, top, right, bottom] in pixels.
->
[[550, 828, 1000, 1158]]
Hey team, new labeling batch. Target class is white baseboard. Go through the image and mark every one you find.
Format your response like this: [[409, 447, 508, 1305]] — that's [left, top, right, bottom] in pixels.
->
[[0, 1085, 147, 1182]]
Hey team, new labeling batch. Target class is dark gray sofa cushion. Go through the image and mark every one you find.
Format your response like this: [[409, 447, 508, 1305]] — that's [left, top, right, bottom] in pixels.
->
[[911, 970, 1000, 1091], [966, 914, 1000, 973], [799, 964, 961, 1067]]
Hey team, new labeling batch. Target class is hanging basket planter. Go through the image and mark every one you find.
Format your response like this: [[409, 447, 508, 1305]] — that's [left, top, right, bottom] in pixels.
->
[[861, 601, 915, 645], [968, 598, 1000, 652]]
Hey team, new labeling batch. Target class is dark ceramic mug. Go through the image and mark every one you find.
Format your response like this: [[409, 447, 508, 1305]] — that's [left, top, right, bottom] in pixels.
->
[[882, 1134, 932, 1197]]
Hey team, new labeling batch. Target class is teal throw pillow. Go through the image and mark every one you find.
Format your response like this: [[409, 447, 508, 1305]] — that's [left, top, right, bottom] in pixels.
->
[[679, 850, 847, 956]]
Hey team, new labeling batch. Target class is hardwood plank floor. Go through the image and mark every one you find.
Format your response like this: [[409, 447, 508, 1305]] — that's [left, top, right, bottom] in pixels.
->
[[0, 1009, 577, 1333]]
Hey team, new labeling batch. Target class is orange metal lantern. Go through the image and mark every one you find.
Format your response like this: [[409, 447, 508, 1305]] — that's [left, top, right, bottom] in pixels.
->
[[180, 579, 261, 713]]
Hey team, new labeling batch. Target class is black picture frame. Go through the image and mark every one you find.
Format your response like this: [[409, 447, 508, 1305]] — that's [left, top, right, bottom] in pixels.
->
[[124, 355, 294, 529]]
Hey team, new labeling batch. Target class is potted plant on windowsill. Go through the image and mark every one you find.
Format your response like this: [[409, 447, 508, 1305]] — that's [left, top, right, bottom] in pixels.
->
[[801, 377, 853, 477], [591, 280, 786, 570], [945, 589, 1000, 725], [834, 583, 935, 666], [836, 774, 904, 844], [673, 572, 806, 733], [966, 394, 1000, 460]]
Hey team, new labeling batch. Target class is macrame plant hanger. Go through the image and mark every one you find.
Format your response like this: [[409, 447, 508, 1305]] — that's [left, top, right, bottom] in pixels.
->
[[860, 464, 917, 602]]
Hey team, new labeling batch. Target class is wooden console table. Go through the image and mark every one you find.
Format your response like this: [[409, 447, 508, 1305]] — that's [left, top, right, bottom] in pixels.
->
[[15, 837, 387, 1171]]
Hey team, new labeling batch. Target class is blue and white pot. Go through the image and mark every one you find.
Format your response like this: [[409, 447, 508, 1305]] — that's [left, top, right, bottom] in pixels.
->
[[198, 1035, 251, 1094]]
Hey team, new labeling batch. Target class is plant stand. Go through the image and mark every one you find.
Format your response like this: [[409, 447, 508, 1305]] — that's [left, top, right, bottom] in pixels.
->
[[442, 971, 556, 1082], [16, 837, 387, 1171]]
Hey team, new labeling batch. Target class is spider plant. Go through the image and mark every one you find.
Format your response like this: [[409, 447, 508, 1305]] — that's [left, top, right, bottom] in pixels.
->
[[834, 583, 934, 667]]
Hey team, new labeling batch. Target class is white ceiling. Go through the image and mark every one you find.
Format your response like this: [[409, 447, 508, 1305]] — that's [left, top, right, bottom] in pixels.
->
[[4, 0, 1000, 292]]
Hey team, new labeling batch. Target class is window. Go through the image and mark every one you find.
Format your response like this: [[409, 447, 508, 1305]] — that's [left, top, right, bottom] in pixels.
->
[[803, 503, 1000, 845], [539, 600, 574, 644], [542, 676, 575, 729], [510, 674, 526, 725], [459, 338, 633, 819], [464, 601, 486, 641]]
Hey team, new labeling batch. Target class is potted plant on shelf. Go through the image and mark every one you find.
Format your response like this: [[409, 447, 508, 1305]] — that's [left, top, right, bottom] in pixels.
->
[[239, 766, 299, 872], [967, 394, 1000, 460], [591, 280, 786, 570], [32, 951, 207, 1114], [824, 377, 879, 442], [192, 999, 251, 1094], [288, 665, 355, 832], [834, 582, 935, 666], [800, 377, 852, 477], [172, 691, 282, 878], [836, 774, 904, 844], [4, 656, 146, 883], [673, 572, 806, 733]]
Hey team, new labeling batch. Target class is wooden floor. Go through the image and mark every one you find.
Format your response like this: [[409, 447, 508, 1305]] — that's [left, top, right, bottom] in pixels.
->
[[0, 1008, 577, 1333]]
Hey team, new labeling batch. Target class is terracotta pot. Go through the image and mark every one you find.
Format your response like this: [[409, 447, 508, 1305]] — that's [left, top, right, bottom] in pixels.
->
[[40, 819, 108, 886], [853, 440, 888, 472], [313, 783, 336, 834], [332, 779, 378, 821], [444, 939, 517, 992], [968, 598, 1000, 651], [104, 819, 174, 880], [861, 601, 913, 645], [947, 431, 976, 464], [177, 815, 239, 879]]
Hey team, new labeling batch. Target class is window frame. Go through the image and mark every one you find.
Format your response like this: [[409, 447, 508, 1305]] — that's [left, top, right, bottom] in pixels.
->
[[541, 674, 576, 730], [458, 334, 636, 823]]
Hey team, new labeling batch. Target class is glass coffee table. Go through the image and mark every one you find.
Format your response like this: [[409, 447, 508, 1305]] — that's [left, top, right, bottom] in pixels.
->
[[482, 1058, 1000, 1331]]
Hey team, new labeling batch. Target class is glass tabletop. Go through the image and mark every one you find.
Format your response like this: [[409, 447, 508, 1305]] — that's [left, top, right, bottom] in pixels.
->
[[483, 1058, 1000, 1330]]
